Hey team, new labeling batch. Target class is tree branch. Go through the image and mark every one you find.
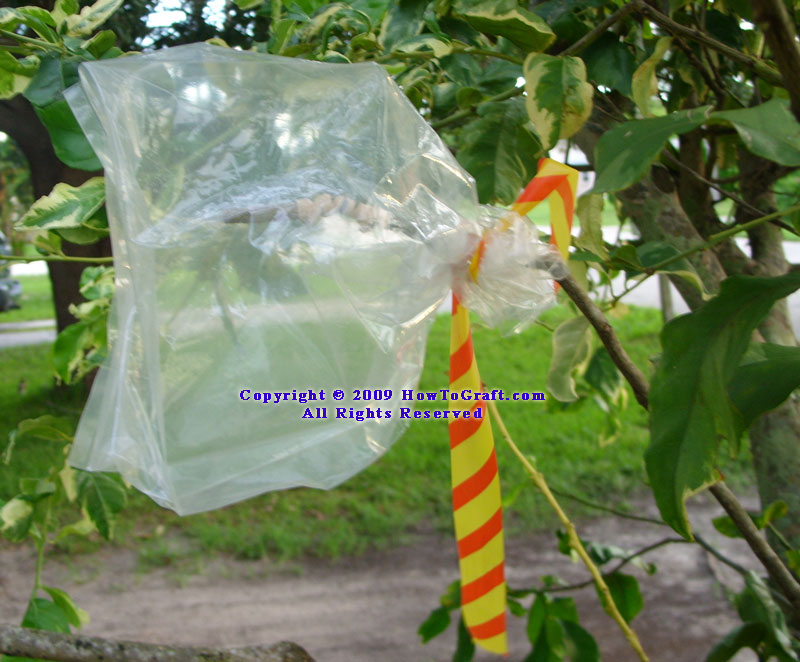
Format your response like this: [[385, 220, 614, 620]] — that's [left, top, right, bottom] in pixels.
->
[[431, 85, 523, 130], [750, 0, 800, 121], [555, 272, 650, 409], [546, 537, 688, 593], [548, 486, 667, 526], [709, 483, 800, 614], [631, 0, 783, 88], [554, 265, 800, 614], [557, 3, 637, 57], [0, 626, 315, 662]]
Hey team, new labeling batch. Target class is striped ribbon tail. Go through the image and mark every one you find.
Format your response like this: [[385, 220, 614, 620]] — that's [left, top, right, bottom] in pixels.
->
[[449, 293, 507, 655], [447, 159, 579, 654], [512, 157, 579, 263]]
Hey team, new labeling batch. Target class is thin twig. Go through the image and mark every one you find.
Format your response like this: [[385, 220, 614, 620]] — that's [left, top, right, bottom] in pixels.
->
[[547, 537, 688, 593], [0, 625, 315, 662], [489, 400, 650, 662], [1, 254, 114, 264], [645, 202, 800, 273], [431, 85, 523, 130], [548, 486, 667, 526], [631, 0, 783, 87], [751, 0, 800, 120], [694, 532, 749, 576], [662, 151, 767, 219], [555, 272, 651, 409], [557, 3, 638, 57], [709, 483, 800, 615]]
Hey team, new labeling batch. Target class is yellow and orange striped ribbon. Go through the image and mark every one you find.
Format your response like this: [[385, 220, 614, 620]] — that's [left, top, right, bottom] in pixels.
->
[[449, 158, 578, 654]]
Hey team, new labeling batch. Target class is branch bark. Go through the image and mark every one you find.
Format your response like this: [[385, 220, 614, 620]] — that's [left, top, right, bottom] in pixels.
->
[[0, 625, 315, 662], [709, 483, 800, 615], [631, 0, 783, 88], [750, 0, 800, 121], [556, 272, 650, 409], [553, 266, 800, 617]]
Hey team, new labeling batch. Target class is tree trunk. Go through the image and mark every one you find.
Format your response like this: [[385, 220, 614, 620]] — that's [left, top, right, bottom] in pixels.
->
[[0, 96, 110, 333], [738, 149, 800, 552], [575, 101, 800, 554]]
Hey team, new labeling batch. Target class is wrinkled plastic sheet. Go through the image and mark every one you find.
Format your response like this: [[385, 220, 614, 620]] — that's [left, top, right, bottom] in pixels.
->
[[66, 44, 562, 515]]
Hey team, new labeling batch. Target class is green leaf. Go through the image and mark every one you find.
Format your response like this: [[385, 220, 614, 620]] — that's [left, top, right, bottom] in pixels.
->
[[574, 193, 608, 260], [34, 99, 102, 171], [526, 594, 547, 645], [581, 33, 635, 96], [646, 272, 800, 539], [52, 0, 80, 28], [524, 53, 593, 150], [79, 265, 114, 301], [59, 464, 78, 502], [0, 52, 39, 99], [43, 587, 89, 628], [76, 470, 127, 540], [759, 500, 788, 528], [379, 0, 426, 51], [15, 415, 74, 443], [453, 0, 554, 52], [593, 106, 713, 193], [234, 0, 264, 8], [632, 37, 671, 116], [563, 620, 600, 662], [601, 572, 643, 623], [706, 622, 767, 662], [636, 241, 708, 297], [54, 514, 96, 542], [19, 477, 57, 502], [712, 514, 744, 539], [585, 348, 623, 404], [728, 343, 800, 433], [80, 30, 117, 59], [548, 597, 578, 623], [22, 54, 78, 108], [395, 34, 452, 57], [22, 597, 71, 633], [736, 572, 796, 660], [455, 98, 543, 204], [711, 100, 800, 167], [455, 86, 483, 109], [0, 496, 34, 542], [418, 606, 451, 643], [53, 321, 89, 384], [547, 316, 592, 402], [18, 177, 105, 234], [544, 616, 566, 657], [453, 615, 476, 662], [65, 0, 123, 36]]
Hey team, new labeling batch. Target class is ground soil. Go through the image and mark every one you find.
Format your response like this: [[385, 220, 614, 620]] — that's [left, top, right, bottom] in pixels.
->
[[1, 495, 760, 662]]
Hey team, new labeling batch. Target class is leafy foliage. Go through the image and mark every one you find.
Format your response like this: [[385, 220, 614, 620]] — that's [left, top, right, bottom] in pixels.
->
[[647, 273, 800, 539], [3, 0, 800, 659]]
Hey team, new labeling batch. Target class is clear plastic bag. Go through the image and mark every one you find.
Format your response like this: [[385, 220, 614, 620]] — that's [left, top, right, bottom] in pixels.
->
[[66, 44, 562, 515]]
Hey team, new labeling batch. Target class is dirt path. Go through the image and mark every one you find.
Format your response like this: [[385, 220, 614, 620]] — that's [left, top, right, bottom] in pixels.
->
[[1, 495, 758, 662]]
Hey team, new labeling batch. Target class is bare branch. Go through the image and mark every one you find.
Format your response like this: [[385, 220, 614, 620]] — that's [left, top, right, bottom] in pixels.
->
[[0, 626, 315, 662], [751, 0, 800, 121], [631, 0, 783, 88], [555, 272, 651, 409], [709, 483, 800, 615], [557, 3, 637, 57]]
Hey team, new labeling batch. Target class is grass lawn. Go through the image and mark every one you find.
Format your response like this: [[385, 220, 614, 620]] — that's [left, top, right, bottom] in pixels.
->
[[0, 274, 56, 324], [0, 302, 754, 564]]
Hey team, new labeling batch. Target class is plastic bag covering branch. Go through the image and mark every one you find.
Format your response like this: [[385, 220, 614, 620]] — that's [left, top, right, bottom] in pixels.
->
[[65, 44, 563, 515]]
